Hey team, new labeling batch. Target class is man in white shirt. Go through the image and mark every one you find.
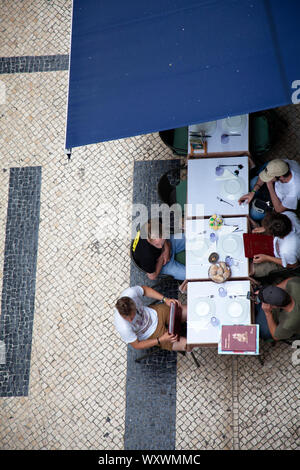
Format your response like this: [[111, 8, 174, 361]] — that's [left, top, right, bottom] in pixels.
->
[[114, 285, 188, 351], [251, 212, 300, 277], [239, 159, 300, 217]]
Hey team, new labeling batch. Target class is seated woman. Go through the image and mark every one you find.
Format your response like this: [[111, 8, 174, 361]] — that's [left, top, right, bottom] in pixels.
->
[[252, 212, 300, 278]]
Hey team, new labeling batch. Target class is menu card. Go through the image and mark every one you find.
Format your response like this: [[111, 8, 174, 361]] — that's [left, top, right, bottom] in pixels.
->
[[168, 302, 182, 337], [218, 325, 259, 355], [243, 233, 274, 258]]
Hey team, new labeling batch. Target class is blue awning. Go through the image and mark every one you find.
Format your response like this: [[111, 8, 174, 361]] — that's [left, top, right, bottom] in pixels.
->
[[65, 0, 300, 149]]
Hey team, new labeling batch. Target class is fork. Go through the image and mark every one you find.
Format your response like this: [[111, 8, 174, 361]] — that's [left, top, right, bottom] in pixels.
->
[[217, 196, 234, 207]]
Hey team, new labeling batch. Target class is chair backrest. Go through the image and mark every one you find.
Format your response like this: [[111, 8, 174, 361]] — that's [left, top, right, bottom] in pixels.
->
[[130, 239, 147, 274], [159, 127, 188, 156], [157, 173, 176, 206]]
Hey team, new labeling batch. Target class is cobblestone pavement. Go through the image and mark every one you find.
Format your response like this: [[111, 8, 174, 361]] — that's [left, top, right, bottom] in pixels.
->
[[0, 0, 299, 450]]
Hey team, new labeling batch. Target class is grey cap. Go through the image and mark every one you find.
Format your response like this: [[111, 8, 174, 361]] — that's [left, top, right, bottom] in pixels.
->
[[258, 286, 290, 306]]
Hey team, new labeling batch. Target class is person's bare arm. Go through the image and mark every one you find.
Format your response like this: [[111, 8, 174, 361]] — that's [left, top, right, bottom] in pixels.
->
[[266, 180, 288, 213], [130, 331, 178, 350], [238, 176, 264, 205], [147, 253, 165, 280], [253, 254, 298, 269], [261, 303, 279, 340], [147, 241, 170, 280], [141, 285, 180, 307]]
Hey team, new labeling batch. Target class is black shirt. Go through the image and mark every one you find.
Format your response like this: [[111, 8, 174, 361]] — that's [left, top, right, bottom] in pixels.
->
[[133, 238, 162, 274]]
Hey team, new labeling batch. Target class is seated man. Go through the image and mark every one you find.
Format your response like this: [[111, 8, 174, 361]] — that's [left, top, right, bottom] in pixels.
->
[[255, 278, 300, 340], [114, 285, 189, 351], [252, 212, 300, 278], [133, 218, 185, 281], [238, 159, 300, 220]]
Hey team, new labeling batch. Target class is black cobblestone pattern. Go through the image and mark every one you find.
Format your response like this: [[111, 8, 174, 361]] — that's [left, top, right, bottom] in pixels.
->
[[0, 167, 42, 396], [0, 55, 69, 74], [125, 159, 181, 450]]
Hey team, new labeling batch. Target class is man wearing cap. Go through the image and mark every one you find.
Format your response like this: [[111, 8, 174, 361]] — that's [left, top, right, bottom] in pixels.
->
[[239, 159, 300, 219], [255, 277, 300, 340]]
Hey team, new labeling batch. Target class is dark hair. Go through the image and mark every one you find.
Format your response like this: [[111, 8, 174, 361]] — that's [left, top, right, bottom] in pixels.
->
[[262, 212, 292, 238], [115, 297, 136, 317]]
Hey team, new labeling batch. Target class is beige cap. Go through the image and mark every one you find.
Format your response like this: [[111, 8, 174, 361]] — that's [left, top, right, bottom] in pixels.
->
[[259, 159, 289, 182]]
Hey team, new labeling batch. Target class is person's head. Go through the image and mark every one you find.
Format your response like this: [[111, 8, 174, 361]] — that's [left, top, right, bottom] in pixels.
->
[[145, 218, 165, 249], [261, 212, 292, 238], [258, 285, 291, 308], [259, 160, 291, 183], [115, 296, 136, 322]]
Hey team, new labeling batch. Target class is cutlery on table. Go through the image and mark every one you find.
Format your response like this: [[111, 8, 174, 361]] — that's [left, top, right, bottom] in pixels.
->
[[196, 295, 215, 299], [221, 133, 241, 137], [219, 164, 244, 169], [217, 196, 234, 206], [229, 294, 247, 299], [189, 132, 211, 137]]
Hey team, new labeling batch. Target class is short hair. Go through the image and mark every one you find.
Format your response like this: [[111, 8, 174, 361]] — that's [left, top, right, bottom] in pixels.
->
[[115, 296, 136, 317], [281, 169, 291, 178], [262, 212, 292, 238]]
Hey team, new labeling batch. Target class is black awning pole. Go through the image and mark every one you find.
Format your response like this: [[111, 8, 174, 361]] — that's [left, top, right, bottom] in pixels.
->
[[64, 148, 72, 160]]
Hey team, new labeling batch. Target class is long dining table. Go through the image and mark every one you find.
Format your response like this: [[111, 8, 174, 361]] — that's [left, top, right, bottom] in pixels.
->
[[185, 153, 254, 348]]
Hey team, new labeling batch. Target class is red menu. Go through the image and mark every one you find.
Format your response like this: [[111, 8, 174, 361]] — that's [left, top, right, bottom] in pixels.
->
[[168, 302, 182, 337], [221, 325, 257, 352], [243, 233, 274, 258]]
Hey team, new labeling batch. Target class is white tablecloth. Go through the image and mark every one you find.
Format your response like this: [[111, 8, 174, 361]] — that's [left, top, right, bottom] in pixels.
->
[[187, 156, 249, 217], [187, 280, 251, 345], [185, 217, 248, 279]]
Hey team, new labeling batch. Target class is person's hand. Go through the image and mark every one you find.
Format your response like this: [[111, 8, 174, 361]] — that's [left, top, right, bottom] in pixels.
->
[[164, 298, 181, 308], [162, 250, 170, 265], [162, 241, 171, 265], [262, 302, 273, 316], [253, 254, 269, 264], [238, 192, 254, 205], [252, 227, 265, 234], [160, 331, 178, 344]]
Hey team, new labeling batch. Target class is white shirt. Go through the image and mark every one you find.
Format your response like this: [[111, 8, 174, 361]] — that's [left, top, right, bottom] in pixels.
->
[[114, 286, 158, 344], [273, 231, 300, 267], [274, 159, 300, 210]]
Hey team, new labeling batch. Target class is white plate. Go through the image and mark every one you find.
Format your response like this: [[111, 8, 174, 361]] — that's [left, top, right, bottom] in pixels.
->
[[190, 120, 217, 135], [187, 238, 209, 259], [223, 299, 250, 324], [191, 298, 216, 326], [221, 114, 247, 133], [219, 234, 242, 256], [219, 176, 246, 201]]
